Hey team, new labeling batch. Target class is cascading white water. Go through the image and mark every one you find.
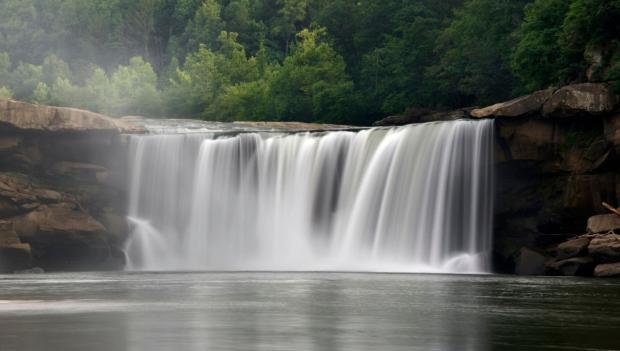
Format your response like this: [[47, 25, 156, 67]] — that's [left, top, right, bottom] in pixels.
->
[[124, 120, 494, 273]]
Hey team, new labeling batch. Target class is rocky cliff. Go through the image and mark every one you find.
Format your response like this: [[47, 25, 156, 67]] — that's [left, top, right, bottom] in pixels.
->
[[0, 99, 143, 272]]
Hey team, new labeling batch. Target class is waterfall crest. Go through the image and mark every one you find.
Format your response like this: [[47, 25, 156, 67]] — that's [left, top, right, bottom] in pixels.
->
[[124, 120, 494, 273]]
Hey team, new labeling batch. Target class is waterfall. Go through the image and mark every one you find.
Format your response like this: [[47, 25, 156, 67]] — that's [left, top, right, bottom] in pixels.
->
[[124, 120, 494, 273]]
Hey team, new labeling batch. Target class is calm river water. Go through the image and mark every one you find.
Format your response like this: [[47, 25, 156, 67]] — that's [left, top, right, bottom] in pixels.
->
[[0, 272, 618, 351]]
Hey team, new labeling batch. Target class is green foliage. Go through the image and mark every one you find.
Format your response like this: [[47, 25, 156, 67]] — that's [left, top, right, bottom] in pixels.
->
[[32, 82, 52, 104], [0, 0, 619, 124], [270, 28, 352, 122], [183, 0, 224, 55], [168, 31, 259, 119], [430, 0, 530, 107], [0, 86, 13, 99], [0, 52, 11, 79], [108, 57, 162, 116], [10, 63, 43, 99], [513, 0, 620, 90], [512, 0, 571, 90]]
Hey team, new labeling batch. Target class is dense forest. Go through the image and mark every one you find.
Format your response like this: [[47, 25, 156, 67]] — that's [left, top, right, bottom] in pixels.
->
[[0, 0, 618, 124]]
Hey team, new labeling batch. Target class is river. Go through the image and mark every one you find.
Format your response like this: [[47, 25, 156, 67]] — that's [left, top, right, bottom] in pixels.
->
[[0, 272, 618, 351]]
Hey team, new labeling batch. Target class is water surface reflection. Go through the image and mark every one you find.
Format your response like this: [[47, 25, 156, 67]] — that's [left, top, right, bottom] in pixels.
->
[[0, 272, 618, 351]]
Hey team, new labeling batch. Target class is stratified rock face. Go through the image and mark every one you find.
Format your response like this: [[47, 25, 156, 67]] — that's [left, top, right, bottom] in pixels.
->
[[15, 203, 111, 270], [542, 83, 619, 117], [0, 98, 134, 272], [549, 256, 595, 276], [594, 262, 620, 277], [0, 172, 126, 271], [587, 214, 620, 233], [588, 234, 620, 263], [556, 237, 591, 259], [471, 88, 555, 118], [0, 99, 144, 133]]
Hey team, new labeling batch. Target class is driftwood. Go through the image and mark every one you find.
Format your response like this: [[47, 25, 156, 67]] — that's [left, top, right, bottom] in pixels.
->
[[602, 202, 620, 217]]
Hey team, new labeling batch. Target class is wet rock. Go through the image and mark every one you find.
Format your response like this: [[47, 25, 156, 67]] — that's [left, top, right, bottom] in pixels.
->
[[548, 256, 595, 276], [515, 247, 546, 275], [593, 262, 620, 277], [588, 234, 620, 262], [14, 203, 111, 270], [556, 237, 590, 259], [0, 220, 32, 272], [542, 83, 619, 117], [471, 88, 555, 118], [587, 214, 620, 233]]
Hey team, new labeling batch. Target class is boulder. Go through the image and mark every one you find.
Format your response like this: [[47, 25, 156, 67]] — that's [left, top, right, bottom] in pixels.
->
[[587, 214, 620, 233], [471, 88, 555, 118], [593, 262, 620, 277], [0, 173, 63, 214], [14, 203, 111, 270], [548, 256, 595, 276], [0, 220, 32, 272], [542, 83, 619, 117], [588, 234, 620, 262], [0, 99, 144, 133], [555, 237, 590, 259], [515, 247, 546, 275]]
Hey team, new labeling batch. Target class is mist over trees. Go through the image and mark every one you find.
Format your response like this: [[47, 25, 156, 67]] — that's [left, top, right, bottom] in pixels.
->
[[0, 0, 618, 124]]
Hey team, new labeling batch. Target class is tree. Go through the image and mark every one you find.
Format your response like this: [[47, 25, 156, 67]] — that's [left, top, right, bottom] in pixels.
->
[[429, 0, 530, 107], [42, 54, 71, 86], [183, 0, 224, 54], [109, 56, 162, 116], [0, 86, 13, 99], [356, 2, 455, 116], [512, 0, 572, 91], [10, 63, 43, 100], [0, 53, 11, 85], [269, 28, 353, 122], [167, 31, 259, 119]]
